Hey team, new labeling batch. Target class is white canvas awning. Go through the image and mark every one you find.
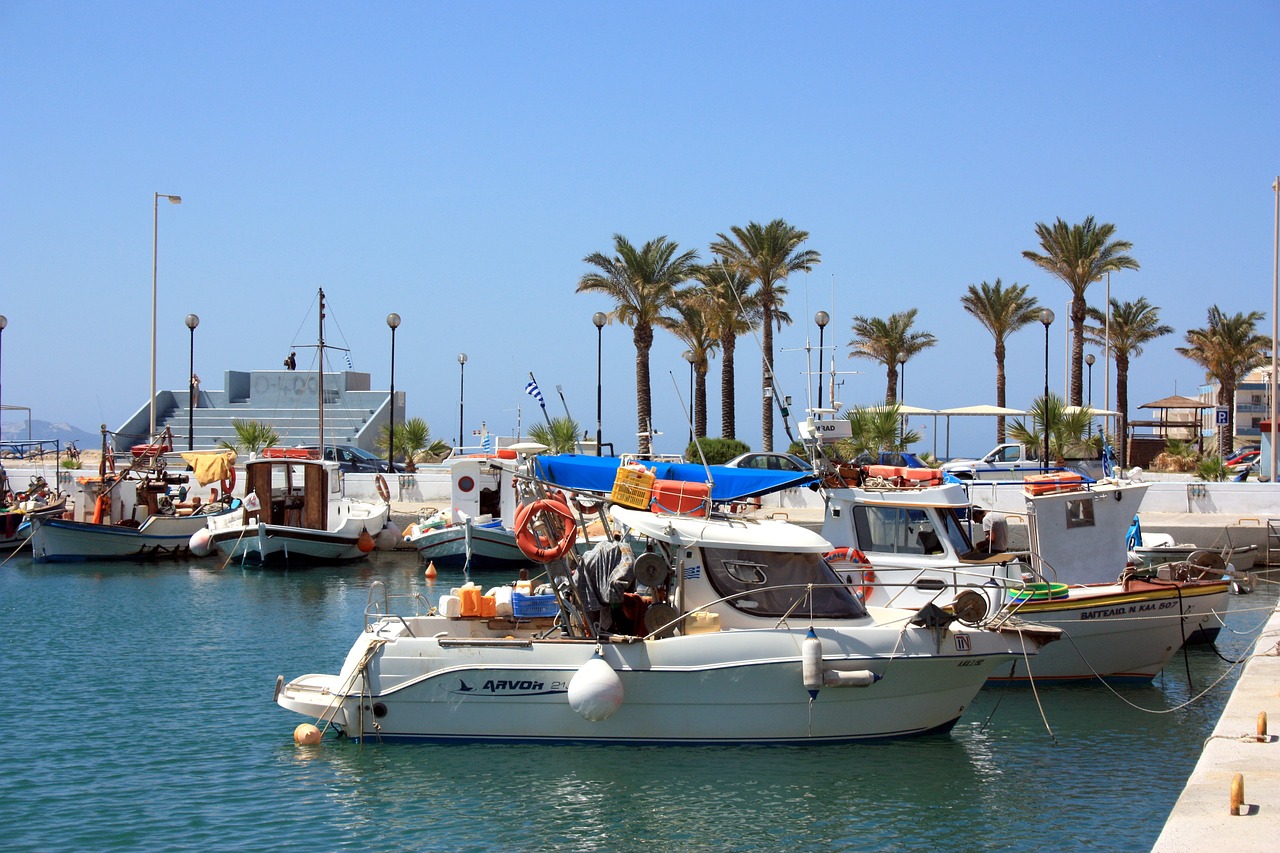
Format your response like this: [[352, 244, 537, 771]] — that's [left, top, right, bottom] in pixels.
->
[[938, 405, 1027, 416], [1064, 406, 1120, 416], [861, 404, 938, 415]]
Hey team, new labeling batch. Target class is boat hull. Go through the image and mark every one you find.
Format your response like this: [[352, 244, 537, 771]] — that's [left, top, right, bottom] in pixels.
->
[[30, 512, 217, 562], [988, 579, 1231, 683], [278, 618, 1018, 744], [410, 523, 529, 570], [210, 519, 378, 566]]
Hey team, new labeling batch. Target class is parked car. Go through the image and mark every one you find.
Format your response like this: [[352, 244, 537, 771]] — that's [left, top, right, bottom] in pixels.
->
[[296, 445, 405, 473], [723, 452, 813, 473], [1226, 447, 1260, 467]]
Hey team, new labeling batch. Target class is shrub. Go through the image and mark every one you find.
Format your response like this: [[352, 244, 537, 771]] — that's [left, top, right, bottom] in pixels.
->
[[686, 437, 750, 465]]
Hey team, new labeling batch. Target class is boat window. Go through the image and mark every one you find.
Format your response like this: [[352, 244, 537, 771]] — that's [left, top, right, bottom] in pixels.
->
[[938, 507, 976, 554], [1066, 497, 1095, 529], [701, 547, 865, 618], [851, 506, 938, 556]]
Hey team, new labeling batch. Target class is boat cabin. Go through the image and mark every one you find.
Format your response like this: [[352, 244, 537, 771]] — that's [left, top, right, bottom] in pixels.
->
[[245, 450, 338, 530]]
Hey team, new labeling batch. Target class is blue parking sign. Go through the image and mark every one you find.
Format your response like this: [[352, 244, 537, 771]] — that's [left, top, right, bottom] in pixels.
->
[[1215, 407, 1230, 426]]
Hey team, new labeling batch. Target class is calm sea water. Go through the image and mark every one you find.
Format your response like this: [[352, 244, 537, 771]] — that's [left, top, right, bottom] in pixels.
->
[[1, 551, 1275, 853]]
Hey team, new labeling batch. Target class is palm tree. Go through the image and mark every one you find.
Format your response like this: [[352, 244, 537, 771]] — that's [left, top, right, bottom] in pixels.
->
[[1008, 393, 1096, 463], [691, 263, 761, 439], [220, 419, 279, 455], [960, 279, 1041, 442], [1084, 297, 1173, 467], [710, 219, 820, 451], [1176, 306, 1269, 457], [661, 289, 720, 439], [578, 234, 699, 456], [376, 416, 447, 471], [848, 309, 938, 403], [836, 404, 922, 457], [1022, 216, 1140, 406], [529, 416, 582, 455]]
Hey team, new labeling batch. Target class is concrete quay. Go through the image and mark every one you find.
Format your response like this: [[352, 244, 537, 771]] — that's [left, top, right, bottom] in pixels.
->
[[1152, 590, 1280, 851]]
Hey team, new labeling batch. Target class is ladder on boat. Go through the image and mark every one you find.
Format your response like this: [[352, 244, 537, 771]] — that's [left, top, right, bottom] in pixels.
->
[[1267, 519, 1280, 567]]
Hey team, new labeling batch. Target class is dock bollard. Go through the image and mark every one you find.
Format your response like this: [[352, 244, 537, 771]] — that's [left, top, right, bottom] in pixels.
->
[[1230, 773, 1245, 815], [1257, 711, 1268, 742]]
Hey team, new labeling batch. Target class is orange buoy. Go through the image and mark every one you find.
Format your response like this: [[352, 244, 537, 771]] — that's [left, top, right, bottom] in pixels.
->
[[294, 723, 322, 746], [425, 560, 437, 579], [357, 530, 375, 553]]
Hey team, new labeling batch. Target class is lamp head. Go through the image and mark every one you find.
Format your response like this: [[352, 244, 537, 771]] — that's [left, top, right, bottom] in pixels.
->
[[386, 313, 401, 330], [0, 315, 7, 331], [896, 353, 907, 365], [1085, 353, 1095, 366], [185, 313, 199, 330], [683, 350, 695, 364], [592, 311, 607, 329], [458, 353, 467, 365], [1040, 308, 1055, 327], [815, 310, 829, 328]]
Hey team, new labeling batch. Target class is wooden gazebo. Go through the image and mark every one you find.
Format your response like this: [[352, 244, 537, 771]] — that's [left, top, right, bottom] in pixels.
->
[[1128, 394, 1210, 466]]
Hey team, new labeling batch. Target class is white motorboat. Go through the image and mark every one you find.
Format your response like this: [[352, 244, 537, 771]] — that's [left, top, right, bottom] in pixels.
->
[[820, 473, 1231, 683], [198, 450, 388, 566], [275, 504, 1047, 744]]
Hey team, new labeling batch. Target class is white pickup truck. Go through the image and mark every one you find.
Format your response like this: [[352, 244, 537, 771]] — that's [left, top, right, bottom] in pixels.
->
[[941, 442, 1101, 480]]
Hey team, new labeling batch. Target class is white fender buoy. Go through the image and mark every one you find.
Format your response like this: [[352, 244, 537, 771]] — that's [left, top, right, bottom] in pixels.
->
[[293, 723, 322, 746], [375, 522, 402, 550], [189, 527, 212, 558], [802, 628, 823, 699], [568, 654, 624, 721], [823, 669, 881, 688]]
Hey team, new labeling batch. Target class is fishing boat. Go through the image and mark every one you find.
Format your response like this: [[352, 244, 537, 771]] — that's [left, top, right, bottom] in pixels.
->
[[406, 452, 529, 571], [1, 440, 71, 550], [26, 429, 241, 562], [819, 471, 1231, 683], [275, 491, 1049, 744], [193, 290, 389, 567], [1126, 514, 1257, 570]]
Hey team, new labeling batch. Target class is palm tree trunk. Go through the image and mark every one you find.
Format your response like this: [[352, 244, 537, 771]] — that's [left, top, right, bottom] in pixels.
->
[[1218, 384, 1234, 458], [634, 323, 653, 456], [1116, 355, 1130, 468], [995, 340, 1007, 443], [762, 305, 774, 452], [721, 335, 736, 439], [885, 365, 898, 405], [1070, 294, 1086, 407], [695, 364, 708, 439]]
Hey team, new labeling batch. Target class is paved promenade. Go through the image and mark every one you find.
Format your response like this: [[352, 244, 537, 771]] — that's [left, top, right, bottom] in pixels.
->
[[1153, 585, 1280, 851]]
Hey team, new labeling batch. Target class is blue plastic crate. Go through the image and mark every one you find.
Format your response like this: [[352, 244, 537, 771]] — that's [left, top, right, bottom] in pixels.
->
[[512, 592, 559, 619]]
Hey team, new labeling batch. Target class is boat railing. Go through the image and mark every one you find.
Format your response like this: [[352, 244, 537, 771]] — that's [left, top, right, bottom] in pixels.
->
[[863, 563, 1022, 617], [364, 580, 433, 636]]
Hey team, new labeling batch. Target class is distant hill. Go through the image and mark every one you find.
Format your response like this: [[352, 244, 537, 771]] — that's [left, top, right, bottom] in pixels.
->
[[0, 418, 99, 449]]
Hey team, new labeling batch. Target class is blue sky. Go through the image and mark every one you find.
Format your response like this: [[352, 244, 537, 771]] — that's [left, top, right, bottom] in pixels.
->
[[2, 2, 1276, 458]]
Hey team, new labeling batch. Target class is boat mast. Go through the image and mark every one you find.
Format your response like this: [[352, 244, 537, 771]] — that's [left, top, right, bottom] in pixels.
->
[[317, 287, 325, 453]]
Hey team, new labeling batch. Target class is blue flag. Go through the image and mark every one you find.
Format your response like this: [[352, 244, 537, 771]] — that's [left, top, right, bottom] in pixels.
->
[[525, 380, 545, 405]]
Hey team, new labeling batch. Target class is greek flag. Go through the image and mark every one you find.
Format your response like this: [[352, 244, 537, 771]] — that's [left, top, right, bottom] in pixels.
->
[[684, 565, 702, 580], [344, 352, 353, 369], [524, 380, 544, 404]]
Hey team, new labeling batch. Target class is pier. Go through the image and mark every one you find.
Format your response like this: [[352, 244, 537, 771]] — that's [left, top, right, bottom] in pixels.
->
[[1153, 583, 1280, 850]]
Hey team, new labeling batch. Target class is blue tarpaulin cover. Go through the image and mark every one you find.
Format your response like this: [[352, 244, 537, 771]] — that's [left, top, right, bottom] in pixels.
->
[[529, 454, 817, 502]]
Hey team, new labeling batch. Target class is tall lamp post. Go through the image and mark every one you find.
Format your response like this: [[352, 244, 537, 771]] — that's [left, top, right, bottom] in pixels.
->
[[185, 314, 199, 451], [896, 352, 907, 443], [593, 312, 606, 456], [683, 350, 695, 445], [815, 311, 829, 411], [151, 192, 182, 435], [386, 313, 401, 473], [1040, 308, 1055, 472], [1085, 353, 1095, 409], [457, 353, 467, 448]]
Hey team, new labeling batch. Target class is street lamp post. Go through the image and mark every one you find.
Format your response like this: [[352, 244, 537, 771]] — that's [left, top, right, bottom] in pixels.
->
[[896, 352, 907, 444], [1085, 353, 1095, 409], [593, 312, 606, 456], [1040, 308, 1055, 472], [185, 314, 199, 451], [815, 311, 829, 411], [682, 350, 696, 445], [457, 353, 467, 448], [151, 192, 182, 436], [387, 313, 401, 473]]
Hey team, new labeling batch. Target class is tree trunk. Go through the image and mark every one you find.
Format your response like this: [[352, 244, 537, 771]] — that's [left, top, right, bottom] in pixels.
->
[[695, 363, 708, 439], [1218, 383, 1234, 458], [1116, 354, 1130, 468], [995, 339, 1007, 443], [761, 305, 774, 451], [885, 364, 898, 405], [634, 323, 653, 456], [1069, 293, 1086, 407], [721, 334, 736, 439]]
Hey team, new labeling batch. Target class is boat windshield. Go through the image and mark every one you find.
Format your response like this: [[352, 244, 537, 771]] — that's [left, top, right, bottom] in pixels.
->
[[700, 547, 866, 618]]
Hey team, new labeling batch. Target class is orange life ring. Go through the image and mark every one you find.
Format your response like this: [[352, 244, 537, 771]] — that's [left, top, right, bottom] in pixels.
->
[[375, 474, 390, 502], [221, 465, 237, 496], [515, 494, 579, 563], [825, 548, 876, 601]]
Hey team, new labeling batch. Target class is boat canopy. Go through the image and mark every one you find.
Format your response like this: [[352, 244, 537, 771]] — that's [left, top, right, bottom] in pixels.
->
[[529, 454, 817, 502]]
